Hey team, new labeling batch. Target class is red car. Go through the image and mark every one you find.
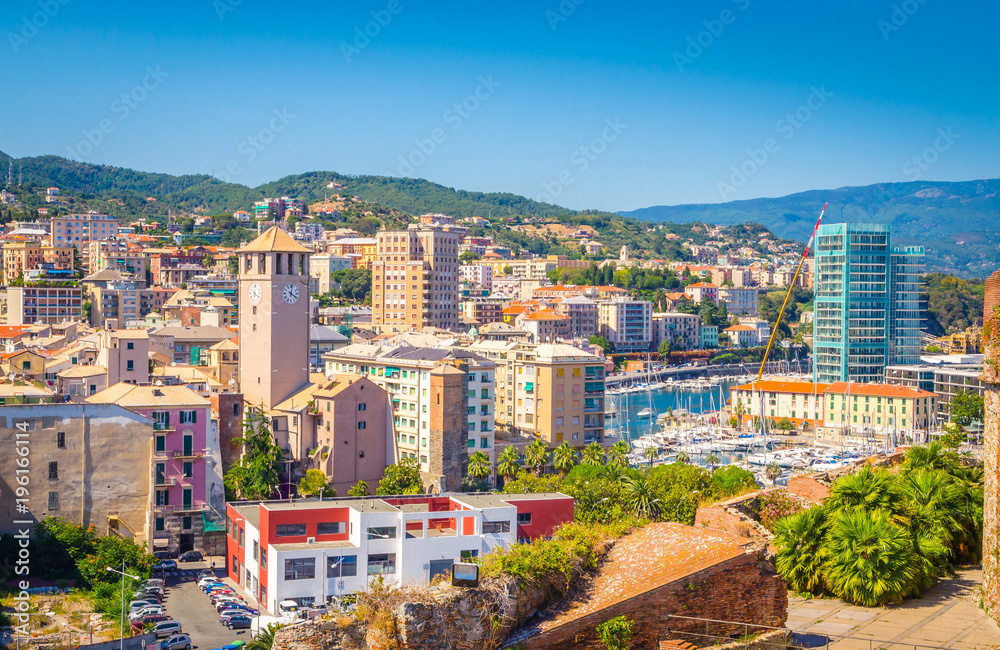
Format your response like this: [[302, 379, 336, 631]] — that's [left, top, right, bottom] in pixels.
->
[[137, 614, 170, 626]]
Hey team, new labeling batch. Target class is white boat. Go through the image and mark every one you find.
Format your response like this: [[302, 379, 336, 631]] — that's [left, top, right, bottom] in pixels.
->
[[637, 408, 653, 418]]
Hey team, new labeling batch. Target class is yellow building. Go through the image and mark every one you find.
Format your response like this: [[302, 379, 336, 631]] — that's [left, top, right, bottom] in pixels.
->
[[326, 237, 378, 269], [3, 241, 75, 284]]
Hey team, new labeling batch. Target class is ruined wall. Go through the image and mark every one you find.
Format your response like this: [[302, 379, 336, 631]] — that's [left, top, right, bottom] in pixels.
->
[[980, 270, 1000, 618]]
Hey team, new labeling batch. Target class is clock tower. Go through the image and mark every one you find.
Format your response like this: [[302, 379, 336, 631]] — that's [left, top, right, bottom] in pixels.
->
[[238, 225, 311, 410]]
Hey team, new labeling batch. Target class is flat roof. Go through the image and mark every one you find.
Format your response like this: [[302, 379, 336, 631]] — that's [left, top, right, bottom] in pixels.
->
[[263, 498, 398, 514], [271, 540, 358, 552], [232, 505, 260, 530]]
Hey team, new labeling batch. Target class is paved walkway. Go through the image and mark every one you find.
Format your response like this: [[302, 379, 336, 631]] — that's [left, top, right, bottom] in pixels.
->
[[786, 568, 1000, 650]]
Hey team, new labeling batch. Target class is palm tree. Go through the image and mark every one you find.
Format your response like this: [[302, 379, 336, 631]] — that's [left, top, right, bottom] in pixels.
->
[[608, 440, 630, 468], [552, 442, 578, 476], [467, 451, 492, 481], [704, 453, 721, 471], [765, 462, 782, 485], [773, 506, 829, 595], [496, 446, 522, 483], [675, 451, 690, 464], [643, 447, 659, 466], [621, 475, 660, 519], [823, 510, 918, 607], [247, 623, 286, 650], [735, 399, 745, 431], [524, 438, 550, 476], [598, 462, 625, 483], [903, 442, 959, 475], [826, 465, 908, 524], [581, 442, 605, 466]]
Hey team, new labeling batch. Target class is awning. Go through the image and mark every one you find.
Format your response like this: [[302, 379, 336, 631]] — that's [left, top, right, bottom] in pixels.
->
[[525, 382, 534, 391], [153, 537, 169, 548]]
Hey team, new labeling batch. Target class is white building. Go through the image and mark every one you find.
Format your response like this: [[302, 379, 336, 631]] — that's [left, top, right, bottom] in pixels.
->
[[597, 297, 653, 353], [719, 286, 759, 317], [459, 263, 493, 290]]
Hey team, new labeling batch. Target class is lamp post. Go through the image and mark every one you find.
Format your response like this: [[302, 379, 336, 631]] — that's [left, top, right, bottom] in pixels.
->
[[588, 497, 610, 520], [675, 491, 700, 522], [106, 561, 139, 650]]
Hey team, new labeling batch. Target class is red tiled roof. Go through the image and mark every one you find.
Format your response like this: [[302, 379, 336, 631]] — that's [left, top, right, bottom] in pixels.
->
[[825, 382, 936, 398]]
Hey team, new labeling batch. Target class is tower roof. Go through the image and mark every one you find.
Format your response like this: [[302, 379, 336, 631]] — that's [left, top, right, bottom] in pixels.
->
[[241, 225, 311, 253]]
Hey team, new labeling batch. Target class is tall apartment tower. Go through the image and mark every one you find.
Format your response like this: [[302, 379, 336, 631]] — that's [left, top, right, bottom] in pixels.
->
[[812, 223, 923, 383], [371, 222, 466, 332], [238, 226, 311, 409]]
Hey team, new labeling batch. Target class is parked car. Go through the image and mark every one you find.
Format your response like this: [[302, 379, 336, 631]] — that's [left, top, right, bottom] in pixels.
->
[[207, 588, 237, 599], [153, 551, 178, 560], [132, 592, 163, 603], [216, 600, 249, 613], [154, 560, 178, 572], [137, 614, 170, 626], [197, 568, 216, 578], [224, 615, 252, 630], [178, 550, 203, 562], [129, 600, 158, 612], [220, 605, 258, 617], [129, 607, 164, 622], [141, 586, 165, 597], [214, 597, 244, 609], [152, 621, 183, 638], [161, 633, 193, 650], [198, 578, 224, 589]]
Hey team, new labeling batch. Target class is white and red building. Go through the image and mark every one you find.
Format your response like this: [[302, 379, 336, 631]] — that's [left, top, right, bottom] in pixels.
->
[[225, 492, 574, 612]]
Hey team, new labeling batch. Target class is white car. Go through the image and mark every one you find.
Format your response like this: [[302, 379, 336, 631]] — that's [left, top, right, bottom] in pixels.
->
[[129, 607, 164, 621], [161, 633, 192, 650]]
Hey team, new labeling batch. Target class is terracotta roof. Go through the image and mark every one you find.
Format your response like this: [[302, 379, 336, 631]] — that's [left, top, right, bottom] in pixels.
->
[[724, 325, 755, 332], [732, 380, 833, 394], [525, 309, 566, 321], [686, 282, 718, 289], [824, 382, 936, 398], [240, 225, 311, 253]]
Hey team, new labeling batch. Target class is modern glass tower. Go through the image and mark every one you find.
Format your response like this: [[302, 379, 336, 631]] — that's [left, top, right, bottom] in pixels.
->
[[812, 223, 924, 383]]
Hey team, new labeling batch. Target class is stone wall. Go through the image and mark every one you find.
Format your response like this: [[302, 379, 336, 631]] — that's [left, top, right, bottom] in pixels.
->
[[980, 269, 1000, 618], [518, 548, 787, 650], [694, 491, 771, 540]]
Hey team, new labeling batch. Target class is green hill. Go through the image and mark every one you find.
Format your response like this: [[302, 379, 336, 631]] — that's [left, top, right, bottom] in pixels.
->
[[622, 180, 1000, 277]]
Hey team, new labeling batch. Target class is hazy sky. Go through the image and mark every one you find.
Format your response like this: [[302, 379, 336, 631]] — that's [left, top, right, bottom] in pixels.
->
[[2, 0, 997, 211]]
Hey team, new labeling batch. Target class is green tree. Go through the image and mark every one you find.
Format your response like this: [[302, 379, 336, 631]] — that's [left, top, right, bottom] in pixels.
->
[[643, 446, 658, 466], [950, 391, 984, 428], [608, 440, 630, 468], [596, 616, 634, 650], [348, 480, 370, 497], [825, 466, 908, 524], [773, 506, 828, 595], [588, 335, 611, 354], [675, 451, 690, 463], [621, 475, 660, 519], [709, 465, 756, 497], [552, 442, 578, 476], [224, 410, 285, 500], [376, 458, 424, 495], [247, 623, 286, 650], [524, 438, 550, 476], [704, 452, 721, 471], [581, 442, 606, 466], [459, 251, 480, 263], [775, 417, 794, 430], [496, 446, 522, 482], [298, 469, 336, 498], [657, 340, 671, 360], [823, 510, 918, 606], [467, 451, 492, 480], [765, 462, 782, 485], [902, 441, 959, 474]]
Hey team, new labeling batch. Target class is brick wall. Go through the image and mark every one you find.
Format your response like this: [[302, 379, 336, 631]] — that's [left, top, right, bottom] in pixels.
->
[[210, 393, 243, 472], [520, 550, 787, 650], [981, 269, 1000, 618], [694, 491, 770, 540], [425, 364, 468, 493], [785, 476, 830, 504]]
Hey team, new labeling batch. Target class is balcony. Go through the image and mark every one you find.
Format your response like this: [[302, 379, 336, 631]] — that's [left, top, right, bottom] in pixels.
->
[[174, 448, 210, 459], [156, 503, 207, 513], [154, 476, 176, 487]]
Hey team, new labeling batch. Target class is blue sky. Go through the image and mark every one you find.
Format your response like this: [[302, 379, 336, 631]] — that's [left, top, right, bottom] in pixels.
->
[[1, 0, 997, 211]]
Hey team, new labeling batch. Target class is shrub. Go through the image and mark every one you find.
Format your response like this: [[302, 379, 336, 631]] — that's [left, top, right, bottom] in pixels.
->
[[757, 489, 804, 530], [596, 615, 634, 650]]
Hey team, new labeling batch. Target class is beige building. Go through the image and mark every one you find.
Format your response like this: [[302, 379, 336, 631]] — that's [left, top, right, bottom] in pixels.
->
[[3, 241, 75, 284], [238, 226, 312, 410], [652, 312, 701, 351], [467, 341, 606, 448], [6, 284, 84, 325], [0, 403, 154, 545], [371, 223, 466, 332]]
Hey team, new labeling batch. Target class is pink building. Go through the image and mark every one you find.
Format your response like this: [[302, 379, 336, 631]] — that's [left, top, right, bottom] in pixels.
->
[[86, 383, 224, 554], [684, 282, 719, 305]]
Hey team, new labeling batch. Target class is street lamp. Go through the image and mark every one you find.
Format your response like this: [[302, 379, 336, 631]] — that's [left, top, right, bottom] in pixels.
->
[[106, 561, 140, 650], [675, 490, 700, 521], [588, 497, 610, 519]]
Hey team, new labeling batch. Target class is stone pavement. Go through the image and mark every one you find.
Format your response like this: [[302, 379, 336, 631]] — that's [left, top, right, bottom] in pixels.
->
[[786, 568, 1000, 650]]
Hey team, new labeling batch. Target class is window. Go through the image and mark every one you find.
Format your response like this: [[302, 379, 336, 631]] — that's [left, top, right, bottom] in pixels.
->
[[48, 461, 58, 479], [367, 526, 397, 540], [317, 522, 345, 535], [239, 527, 244, 547], [156, 490, 169, 506], [358, 421, 367, 430], [127, 360, 134, 371], [284, 558, 316, 581], [182, 516, 192, 530], [517, 512, 532, 525], [179, 410, 198, 424], [253, 541, 259, 560], [556, 417, 563, 426], [358, 403, 366, 411], [460, 550, 479, 562], [327, 555, 358, 577], [367, 553, 396, 575], [276, 524, 307, 537], [261, 549, 267, 569], [482, 521, 510, 534], [48, 491, 58, 510], [155, 517, 164, 531]]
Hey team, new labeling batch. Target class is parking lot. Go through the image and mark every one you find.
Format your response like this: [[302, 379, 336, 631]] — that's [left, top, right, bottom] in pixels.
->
[[155, 560, 250, 650]]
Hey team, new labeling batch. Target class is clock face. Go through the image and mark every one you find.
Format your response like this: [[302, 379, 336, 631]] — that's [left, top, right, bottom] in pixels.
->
[[248, 282, 262, 305], [283, 283, 300, 304]]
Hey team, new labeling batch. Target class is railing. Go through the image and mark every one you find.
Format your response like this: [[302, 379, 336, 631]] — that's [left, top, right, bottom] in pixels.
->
[[154, 477, 176, 487], [156, 503, 208, 513]]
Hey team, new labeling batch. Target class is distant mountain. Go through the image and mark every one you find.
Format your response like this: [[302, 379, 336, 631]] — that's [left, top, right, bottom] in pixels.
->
[[621, 180, 1000, 277]]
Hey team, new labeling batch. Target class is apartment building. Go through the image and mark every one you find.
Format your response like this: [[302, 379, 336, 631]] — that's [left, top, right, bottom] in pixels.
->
[[719, 286, 759, 317], [461, 296, 503, 326], [684, 282, 719, 304], [724, 324, 758, 347], [0, 403, 155, 542], [50, 213, 118, 263], [86, 383, 224, 554], [932, 363, 985, 421], [483, 256, 589, 281], [651, 312, 701, 351], [224, 492, 574, 612], [3, 241, 75, 283], [371, 223, 466, 332], [7, 284, 83, 325], [553, 296, 598, 339], [149, 324, 235, 364], [459, 263, 492, 289], [309, 254, 353, 294], [323, 344, 494, 484], [325, 238, 378, 269], [467, 341, 606, 448], [730, 380, 936, 433], [598, 297, 653, 353], [87, 237, 147, 277], [813, 223, 924, 383]]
